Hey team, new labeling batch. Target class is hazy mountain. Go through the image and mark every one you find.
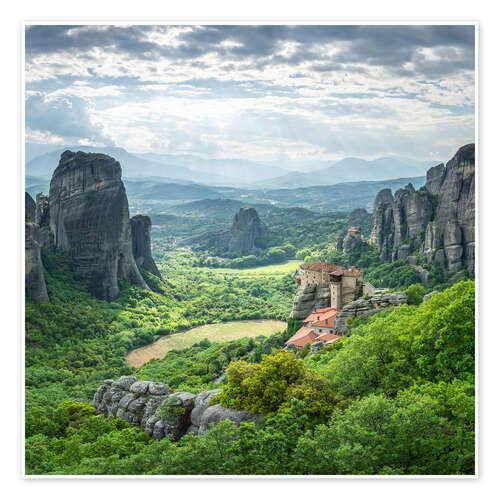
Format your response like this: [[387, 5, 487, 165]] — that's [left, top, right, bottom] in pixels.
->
[[260, 157, 438, 188], [26, 144, 290, 186], [137, 153, 289, 184], [25, 145, 211, 183]]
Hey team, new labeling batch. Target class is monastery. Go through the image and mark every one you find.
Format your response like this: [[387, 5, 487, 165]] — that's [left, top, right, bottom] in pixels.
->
[[286, 261, 379, 349]]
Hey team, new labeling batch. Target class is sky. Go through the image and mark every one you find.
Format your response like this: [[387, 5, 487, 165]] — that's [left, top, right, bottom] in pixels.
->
[[25, 24, 475, 165]]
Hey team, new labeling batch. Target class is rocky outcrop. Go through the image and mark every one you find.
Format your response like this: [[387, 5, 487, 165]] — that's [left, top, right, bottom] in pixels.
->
[[370, 145, 475, 276], [349, 207, 370, 227], [310, 340, 325, 355], [342, 227, 362, 254], [25, 222, 49, 304], [49, 151, 149, 301], [93, 377, 260, 440], [227, 206, 267, 253], [198, 405, 262, 435], [25, 192, 36, 222], [290, 283, 331, 319], [334, 293, 408, 335], [130, 215, 162, 280], [180, 206, 267, 255], [35, 193, 50, 227], [370, 188, 394, 261]]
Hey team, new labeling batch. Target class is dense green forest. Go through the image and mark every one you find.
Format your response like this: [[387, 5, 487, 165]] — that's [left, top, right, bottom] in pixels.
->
[[25, 231, 475, 474]]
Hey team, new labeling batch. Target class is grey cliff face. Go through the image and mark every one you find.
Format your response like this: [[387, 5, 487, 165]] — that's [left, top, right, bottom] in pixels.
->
[[49, 151, 149, 301], [290, 283, 331, 319], [227, 206, 267, 253], [25, 219, 49, 304], [93, 377, 259, 440], [35, 193, 50, 226], [370, 144, 475, 276], [342, 227, 362, 254], [130, 215, 163, 280], [370, 188, 394, 261], [348, 208, 370, 227], [25, 192, 36, 222], [334, 293, 408, 335], [180, 206, 267, 255]]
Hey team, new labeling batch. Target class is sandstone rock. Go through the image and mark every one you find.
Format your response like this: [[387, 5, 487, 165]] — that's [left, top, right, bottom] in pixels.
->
[[148, 382, 170, 395], [290, 283, 331, 319], [284, 342, 298, 354], [310, 340, 325, 354], [49, 151, 149, 301], [35, 193, 50, 227], [198, 404, 262, 435], [334, 293, 408, 334], [130, 380, 150, 394], [180, 206, 267, 255], [130, 215, 162, 280], [25, 192, 36, 222], [113, 376, 138, 391], [25, 222, 49, 304], [190, 389, 223, 427], [370, 144, 475, 278], [343, 227, 362, 254], [348, 208, 370, 227]]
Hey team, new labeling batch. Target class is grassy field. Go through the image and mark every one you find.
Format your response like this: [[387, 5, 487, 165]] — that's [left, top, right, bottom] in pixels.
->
[[197, 260, 302, 277], [126, 319, 287, 368]]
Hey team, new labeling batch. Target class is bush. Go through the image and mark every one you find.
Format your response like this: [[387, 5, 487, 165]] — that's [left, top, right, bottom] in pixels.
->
[[407, 283, 426, 305]]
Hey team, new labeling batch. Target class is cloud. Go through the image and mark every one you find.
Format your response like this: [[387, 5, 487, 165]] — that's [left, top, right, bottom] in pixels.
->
[[24, 24, 475, 164], [26, 93, 114, 145]]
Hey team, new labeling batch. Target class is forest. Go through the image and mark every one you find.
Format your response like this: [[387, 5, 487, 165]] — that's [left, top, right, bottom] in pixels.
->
[[25, 228, 475, 474]]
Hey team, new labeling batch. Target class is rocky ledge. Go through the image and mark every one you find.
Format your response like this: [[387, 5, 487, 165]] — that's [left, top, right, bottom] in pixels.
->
[[93, 376, 261, 440], [334, 293, 408, 334]]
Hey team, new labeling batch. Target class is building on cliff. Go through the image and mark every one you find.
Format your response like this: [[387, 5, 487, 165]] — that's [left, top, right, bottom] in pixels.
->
[[296, 261, 367, 309], [285, 307, 342, 349]]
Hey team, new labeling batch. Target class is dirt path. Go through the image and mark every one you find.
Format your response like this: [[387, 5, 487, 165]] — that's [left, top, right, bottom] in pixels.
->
[[125, 319, 287, 368]]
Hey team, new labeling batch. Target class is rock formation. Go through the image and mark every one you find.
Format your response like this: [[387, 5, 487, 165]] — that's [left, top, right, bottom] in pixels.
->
[[342, 226, 362, 254], [25, 192, 36, 222], [130, 215, 163, 280], [370, 144, 475, 275], [180, 206, 267, 255], [35, 193, 50, 226], [227, 206, 267, 253], [49, 151, 149, 301], [93, 376, 260, 440], [348, 207, 370, 227], [334, 293, 408, 335], [290, 283, 331, 319], [25, 193, 49, 304]]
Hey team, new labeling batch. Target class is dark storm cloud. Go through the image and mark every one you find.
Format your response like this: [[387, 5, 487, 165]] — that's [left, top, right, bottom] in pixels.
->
[[26, 24, 475, 79]]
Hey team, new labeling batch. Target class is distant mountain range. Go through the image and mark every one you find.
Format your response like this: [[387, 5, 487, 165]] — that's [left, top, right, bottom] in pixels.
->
[[261, 156, 438, 188], [25, 143, 439, 189], [25, 145, 288, 186]]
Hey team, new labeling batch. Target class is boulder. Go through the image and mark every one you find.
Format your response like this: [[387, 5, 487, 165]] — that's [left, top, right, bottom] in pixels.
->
[[198, 405, 262, 435], [190, 389, 223, 427]]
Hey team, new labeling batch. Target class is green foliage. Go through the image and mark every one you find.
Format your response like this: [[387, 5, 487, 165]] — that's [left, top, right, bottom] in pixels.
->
[[216, 350, 338, 421], [293, 381, 474, 475], [308, 281, 475, 398], [407, 283, 426, 305]]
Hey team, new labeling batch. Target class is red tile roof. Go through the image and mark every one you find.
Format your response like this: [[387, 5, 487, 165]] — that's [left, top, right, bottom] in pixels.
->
[[285, 327, 318, 348], [317, 333, 342, 344], [300, 262, 344, 273], [304, 307, 340, 327]]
